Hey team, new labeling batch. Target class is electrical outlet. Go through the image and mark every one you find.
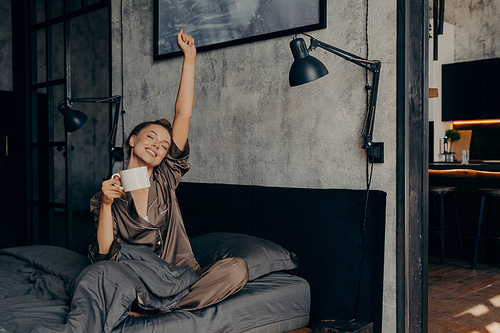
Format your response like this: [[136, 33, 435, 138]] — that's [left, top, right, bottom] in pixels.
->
[[368, 142, 384, 163]]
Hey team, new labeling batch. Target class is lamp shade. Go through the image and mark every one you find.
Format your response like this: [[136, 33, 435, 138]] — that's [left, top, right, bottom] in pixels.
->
[[57, 100, 88, 132], [289, 37, 329, 87]]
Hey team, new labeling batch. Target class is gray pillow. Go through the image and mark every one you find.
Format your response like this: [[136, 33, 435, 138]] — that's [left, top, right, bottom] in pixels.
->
[[190, 232, 299, 281]]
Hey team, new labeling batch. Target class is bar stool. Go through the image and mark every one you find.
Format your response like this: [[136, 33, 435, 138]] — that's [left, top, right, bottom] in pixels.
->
[[429, 186, 464, 265], [471, 188, 500, 270]]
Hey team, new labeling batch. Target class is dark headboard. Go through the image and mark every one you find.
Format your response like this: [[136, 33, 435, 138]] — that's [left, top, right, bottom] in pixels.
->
[[176, 182, 386, 331]]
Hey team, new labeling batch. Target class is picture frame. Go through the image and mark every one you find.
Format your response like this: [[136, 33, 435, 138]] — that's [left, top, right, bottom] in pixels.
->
[[154, 0, 327, 60]]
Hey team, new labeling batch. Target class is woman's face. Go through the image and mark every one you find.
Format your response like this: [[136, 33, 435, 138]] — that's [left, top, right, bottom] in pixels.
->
[[129, 124, 171, 167]]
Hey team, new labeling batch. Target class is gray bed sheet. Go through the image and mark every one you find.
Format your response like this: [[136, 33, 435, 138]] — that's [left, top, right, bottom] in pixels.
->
[[116, 272, 310, 333], [0, 245, 310, 333]]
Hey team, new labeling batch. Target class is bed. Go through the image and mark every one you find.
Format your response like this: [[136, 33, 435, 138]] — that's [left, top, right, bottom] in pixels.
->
[[0, 232, 310, 333], [0, 182, 387, 332]]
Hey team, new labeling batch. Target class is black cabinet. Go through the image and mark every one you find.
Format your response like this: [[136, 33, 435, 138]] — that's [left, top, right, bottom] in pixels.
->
[[484, 58, 500, 119], [442, 58, 500, 121]]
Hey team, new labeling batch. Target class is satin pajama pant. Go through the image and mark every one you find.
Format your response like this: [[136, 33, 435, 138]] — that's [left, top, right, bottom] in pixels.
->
[[176, 256, 249, 311]]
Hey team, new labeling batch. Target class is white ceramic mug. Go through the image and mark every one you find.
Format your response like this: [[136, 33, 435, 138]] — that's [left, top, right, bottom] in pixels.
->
[[111, 166, 150, 192]]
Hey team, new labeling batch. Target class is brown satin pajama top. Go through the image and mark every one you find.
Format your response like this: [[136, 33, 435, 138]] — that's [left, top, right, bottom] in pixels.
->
[[88, 141, 201, 273]]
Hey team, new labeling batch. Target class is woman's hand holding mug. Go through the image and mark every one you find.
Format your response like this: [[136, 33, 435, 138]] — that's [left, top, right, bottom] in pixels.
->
[[101, 165, 149, 205], [101, 174, 124, 205]]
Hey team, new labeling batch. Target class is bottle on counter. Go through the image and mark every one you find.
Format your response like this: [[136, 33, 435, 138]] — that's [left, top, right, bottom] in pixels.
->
[[443, 136, 455, 162]]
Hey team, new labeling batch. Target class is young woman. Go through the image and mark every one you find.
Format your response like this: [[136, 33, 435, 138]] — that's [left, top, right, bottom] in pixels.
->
[[88, 30, 248, 313]]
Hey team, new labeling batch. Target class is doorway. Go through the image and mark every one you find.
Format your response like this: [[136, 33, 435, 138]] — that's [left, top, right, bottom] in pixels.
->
[[8, 0, 111, 249]]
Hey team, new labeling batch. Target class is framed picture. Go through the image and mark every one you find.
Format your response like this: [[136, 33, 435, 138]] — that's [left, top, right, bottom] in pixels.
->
[[154, 0, 327, 60]]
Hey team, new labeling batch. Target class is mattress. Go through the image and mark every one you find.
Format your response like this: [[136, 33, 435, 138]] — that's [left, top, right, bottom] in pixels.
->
[[115, 272, 311, 333], [0, 246, 310, 333]]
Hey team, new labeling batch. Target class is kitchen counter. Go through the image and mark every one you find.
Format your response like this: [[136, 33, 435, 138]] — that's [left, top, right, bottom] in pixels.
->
[[429, 162, 500, 172]]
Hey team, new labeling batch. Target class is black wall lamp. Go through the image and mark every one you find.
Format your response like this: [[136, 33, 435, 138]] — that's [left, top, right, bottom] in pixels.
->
[[289, 33, 383, 163], [57, 95, 124, 177], [57, 99, 88, 132], [433, 0, 445, 60]]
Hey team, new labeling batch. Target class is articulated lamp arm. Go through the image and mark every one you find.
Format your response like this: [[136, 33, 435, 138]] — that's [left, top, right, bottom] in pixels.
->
[[304, 34, 382, 150], [59, 95, 123, 177], [65, 95, 122, 151]]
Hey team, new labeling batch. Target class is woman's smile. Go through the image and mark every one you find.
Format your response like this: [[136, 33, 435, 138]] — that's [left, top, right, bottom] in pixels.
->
[[145, 148, 158, 157]]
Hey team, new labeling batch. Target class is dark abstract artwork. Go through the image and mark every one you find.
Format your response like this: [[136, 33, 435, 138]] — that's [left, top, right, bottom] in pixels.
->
[[154, 0, 326, 59]]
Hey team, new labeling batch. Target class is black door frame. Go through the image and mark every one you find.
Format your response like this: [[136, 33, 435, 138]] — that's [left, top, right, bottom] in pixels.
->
[[397, 0, 429, 332]]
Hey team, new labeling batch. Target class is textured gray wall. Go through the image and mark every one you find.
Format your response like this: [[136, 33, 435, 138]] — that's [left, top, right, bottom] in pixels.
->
[[0, 0, 12, 91], [445, 0, 500, 62], [112, 0, 397, 330]]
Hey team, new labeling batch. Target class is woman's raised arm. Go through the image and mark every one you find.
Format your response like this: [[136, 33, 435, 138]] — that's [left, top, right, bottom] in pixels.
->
[[172, 30, 196, 151]]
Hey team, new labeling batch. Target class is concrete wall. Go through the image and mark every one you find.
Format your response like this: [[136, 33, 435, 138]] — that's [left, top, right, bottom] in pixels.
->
[[111, 0, 397, 331], [0, 0, 12, 91], [445, 0, 500, 62]]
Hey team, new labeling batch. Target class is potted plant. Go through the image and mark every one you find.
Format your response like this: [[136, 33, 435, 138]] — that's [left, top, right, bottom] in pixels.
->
[[445, 129, 461, 151], [443, 129, 461, 162]]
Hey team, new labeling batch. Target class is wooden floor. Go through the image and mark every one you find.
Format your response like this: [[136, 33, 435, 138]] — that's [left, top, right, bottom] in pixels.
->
[[428, 255, 500, 333]]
